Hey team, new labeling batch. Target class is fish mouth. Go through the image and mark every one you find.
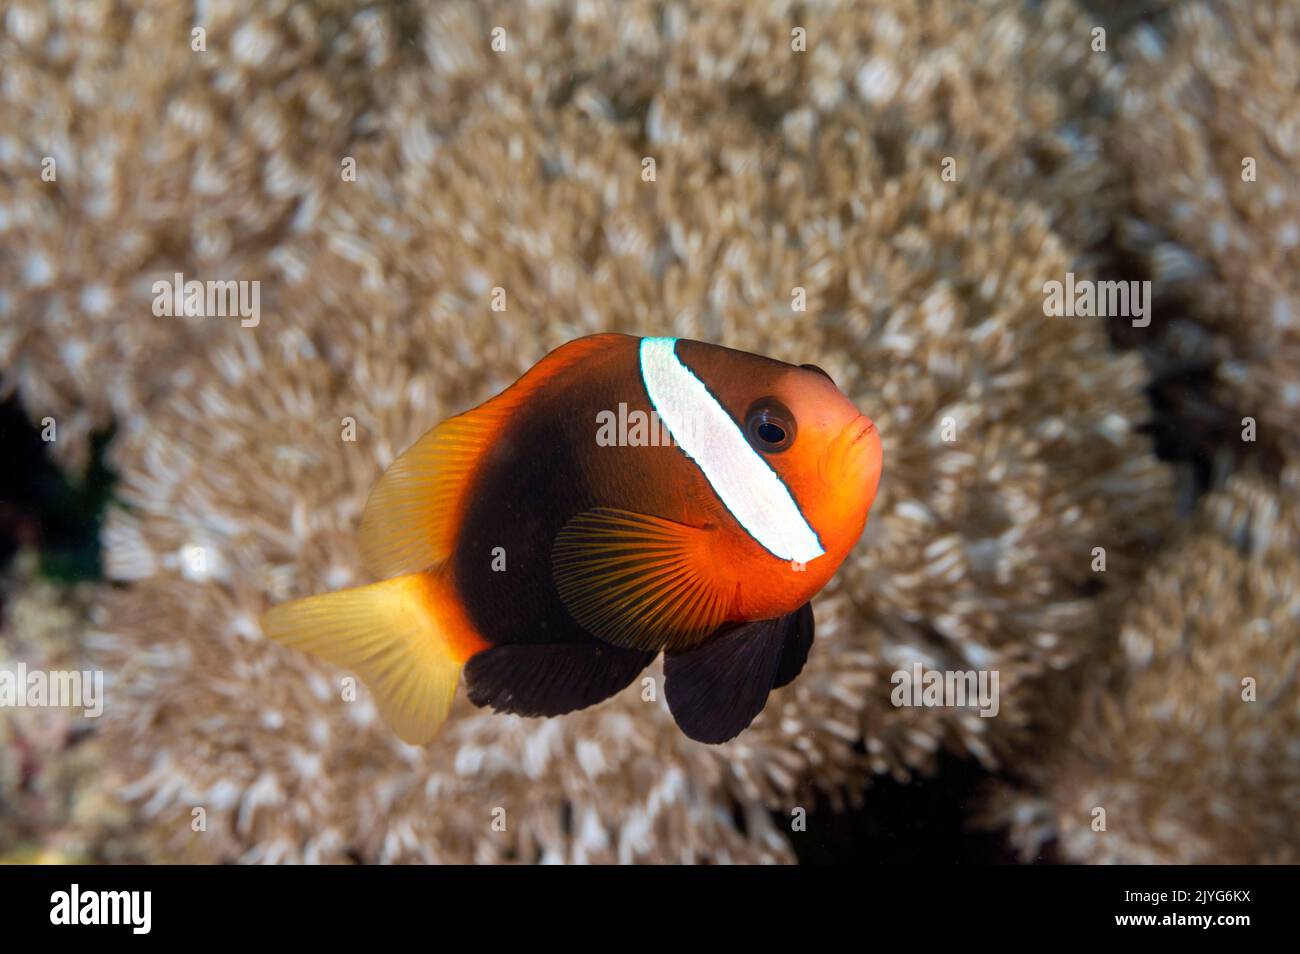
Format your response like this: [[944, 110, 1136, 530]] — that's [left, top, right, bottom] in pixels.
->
[[820, 414, 880, 484], [847, 415, 876, 445]]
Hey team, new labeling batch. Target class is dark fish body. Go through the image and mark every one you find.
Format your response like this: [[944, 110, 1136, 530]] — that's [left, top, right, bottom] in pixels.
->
[[264, 334, 882, 744]]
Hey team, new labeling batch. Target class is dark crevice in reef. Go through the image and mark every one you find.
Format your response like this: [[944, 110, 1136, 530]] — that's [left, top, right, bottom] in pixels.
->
[[0, 398, 115, 585], [782, 753, 1030, 865], [1097, 221, 1284, 511]]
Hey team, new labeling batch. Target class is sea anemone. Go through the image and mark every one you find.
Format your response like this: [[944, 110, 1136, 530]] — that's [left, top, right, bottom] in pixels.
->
[[982, 472, 1300, 864], [4, 0, 1174, 861], [0, 0, 397, 473], [1113, 0, 1300, 464], [0, 556, 134, 861]]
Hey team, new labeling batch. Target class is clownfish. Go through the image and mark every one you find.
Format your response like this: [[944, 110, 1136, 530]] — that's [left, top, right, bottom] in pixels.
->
[[262, 334, 882, 745]]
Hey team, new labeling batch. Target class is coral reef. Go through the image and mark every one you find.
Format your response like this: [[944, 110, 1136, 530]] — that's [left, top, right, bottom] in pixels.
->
[[1113, 0, 1300, 464], [0, 0, 394, 473], [983, 472, 1300, 864], [3, 0, 1165, 863], [973, 0, 1300, 864], [85, 158, 1171, 860], [0, 0, 1129, 477], [0, 556, 135, 861], [23, 0, 1300, 863]]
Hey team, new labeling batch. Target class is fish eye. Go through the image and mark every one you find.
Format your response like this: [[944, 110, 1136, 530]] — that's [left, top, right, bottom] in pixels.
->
[[800, 363, 836, 385], [744, 399, 796, 453]]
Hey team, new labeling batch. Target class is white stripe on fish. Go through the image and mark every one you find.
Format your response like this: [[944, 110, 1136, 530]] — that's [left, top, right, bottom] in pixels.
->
[[638, 337, 825, 564]]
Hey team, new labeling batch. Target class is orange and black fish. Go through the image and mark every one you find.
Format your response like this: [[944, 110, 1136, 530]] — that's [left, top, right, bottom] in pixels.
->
[[262, 334, 883, 745]]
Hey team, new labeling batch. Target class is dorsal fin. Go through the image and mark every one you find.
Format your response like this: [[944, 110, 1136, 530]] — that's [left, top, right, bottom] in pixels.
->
[[359, 334, 630, 580]]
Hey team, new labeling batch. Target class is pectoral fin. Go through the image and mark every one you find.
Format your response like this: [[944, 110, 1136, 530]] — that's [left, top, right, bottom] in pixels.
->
[[551, 507, 734, 652]]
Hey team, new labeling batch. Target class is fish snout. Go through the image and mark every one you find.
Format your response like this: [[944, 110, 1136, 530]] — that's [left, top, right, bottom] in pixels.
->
[[847, 414, 876, 446], [819, 413, 881, 486]]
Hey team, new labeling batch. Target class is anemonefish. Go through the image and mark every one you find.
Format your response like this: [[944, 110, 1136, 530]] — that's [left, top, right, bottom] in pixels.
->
[[262, 334, 883, 745]]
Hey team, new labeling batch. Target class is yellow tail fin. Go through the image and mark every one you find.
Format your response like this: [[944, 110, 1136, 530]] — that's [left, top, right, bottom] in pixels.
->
[[261, 573, 486, 745]]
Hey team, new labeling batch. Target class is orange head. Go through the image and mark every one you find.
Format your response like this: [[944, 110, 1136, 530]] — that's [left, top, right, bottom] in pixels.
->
[[753, 361, 883, 563], [661, 339, 883, 619]]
